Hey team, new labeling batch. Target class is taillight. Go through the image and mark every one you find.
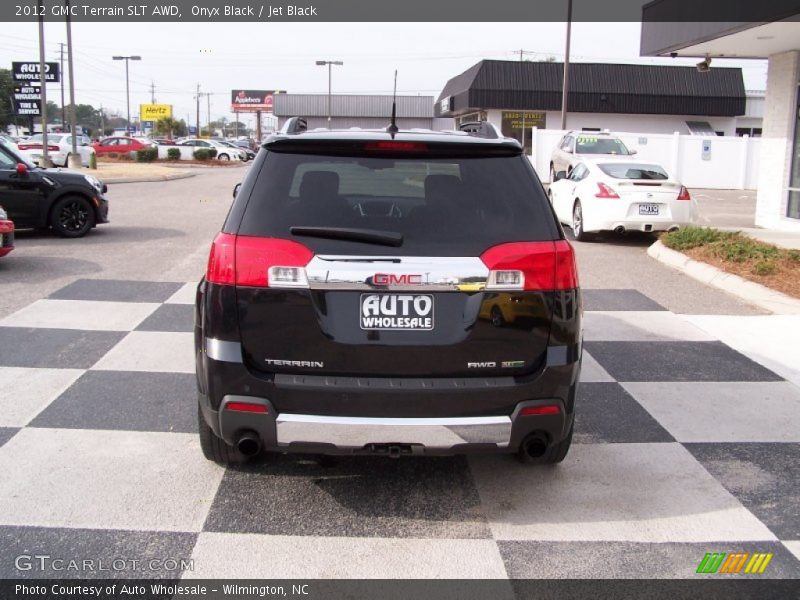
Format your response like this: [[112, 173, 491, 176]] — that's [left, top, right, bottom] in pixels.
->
[[595, 182, 620, 199], [480, 240, 578, 291], [365, 141, 428, 152], [205, 233, 314, 288], [47, 145, 60, 151], [520, 405, 561, 416], [225, 401, 268, 413], [206, 232, 236, 285], [676, 186, 691, 201]]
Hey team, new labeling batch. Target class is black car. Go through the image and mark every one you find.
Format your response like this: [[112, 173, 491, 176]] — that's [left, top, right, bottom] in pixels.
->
[[0, 142, 109, 238], [195, 119, 581, 466]]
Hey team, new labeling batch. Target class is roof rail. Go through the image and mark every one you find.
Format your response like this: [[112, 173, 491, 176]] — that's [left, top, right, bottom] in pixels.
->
[[458, 121, 500, 139], [281, 117, 308, 135]]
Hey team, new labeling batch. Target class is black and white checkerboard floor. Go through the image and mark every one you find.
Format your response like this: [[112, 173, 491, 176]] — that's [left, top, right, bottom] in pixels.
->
[[0, 280, 799, 580]]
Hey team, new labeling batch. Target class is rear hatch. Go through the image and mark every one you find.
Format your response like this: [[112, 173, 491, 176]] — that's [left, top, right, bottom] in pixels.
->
[[228, 137, 570, 378]]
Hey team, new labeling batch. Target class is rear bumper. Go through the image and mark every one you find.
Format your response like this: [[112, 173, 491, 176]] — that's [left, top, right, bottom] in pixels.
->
[[200, 394, 572, 456]]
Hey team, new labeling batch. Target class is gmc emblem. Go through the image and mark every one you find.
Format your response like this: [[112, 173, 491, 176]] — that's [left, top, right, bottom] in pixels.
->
[[371, 273, 422, 286]]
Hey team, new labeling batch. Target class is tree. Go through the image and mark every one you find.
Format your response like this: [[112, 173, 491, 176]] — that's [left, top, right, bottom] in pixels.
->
[[0, 69, 15, 132], [155, 116, 179, 138]]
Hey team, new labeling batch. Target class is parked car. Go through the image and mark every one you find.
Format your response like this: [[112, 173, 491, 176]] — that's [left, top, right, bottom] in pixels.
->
[[550, 131, 634, 181], [0, 142, 109, 238], [0, 205, 14, 257], [548, 158, 697, 241], [218, 140, 255, 161], [178, 139, 246, 161], [194, 119, 581, 466], [17, 134, 96, 168], [91, 136, 154, 156], [153, 137, 178, 146]]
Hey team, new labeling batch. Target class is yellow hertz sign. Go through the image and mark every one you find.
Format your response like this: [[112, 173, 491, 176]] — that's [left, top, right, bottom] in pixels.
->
[[140, 104, 172, 121]]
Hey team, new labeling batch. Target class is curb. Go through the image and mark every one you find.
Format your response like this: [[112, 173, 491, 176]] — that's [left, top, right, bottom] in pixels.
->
[[647, 240, 800, 315], [102, 172, 196, 184]]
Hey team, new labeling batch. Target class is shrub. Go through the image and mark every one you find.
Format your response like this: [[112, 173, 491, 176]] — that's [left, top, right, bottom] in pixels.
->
[[207, 148, 217, 158], [193, 149, 210, 160], [753, 260, 777, 276], [135, 147, 158, 162], [709, 236, 779, 263], [661, 226, 734, 251], [167, 148, 181, 161], [787, 249, 800, 263], [89, 153, 97, 170]]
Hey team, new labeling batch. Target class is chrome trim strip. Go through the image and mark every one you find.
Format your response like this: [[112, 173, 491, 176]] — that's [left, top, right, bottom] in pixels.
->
[[276, 413, 512, 448], [205, 338, 243, 363], [305, 255, 489, 291]]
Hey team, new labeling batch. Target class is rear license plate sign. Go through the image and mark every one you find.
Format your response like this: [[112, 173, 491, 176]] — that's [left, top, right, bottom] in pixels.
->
[[639, 203, 659, 215], [360, 294, 434, 330]]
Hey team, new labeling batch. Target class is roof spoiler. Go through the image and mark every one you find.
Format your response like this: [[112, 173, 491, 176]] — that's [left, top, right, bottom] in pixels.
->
[[458, 121, 501, 139], [281, 117, 308, 135]]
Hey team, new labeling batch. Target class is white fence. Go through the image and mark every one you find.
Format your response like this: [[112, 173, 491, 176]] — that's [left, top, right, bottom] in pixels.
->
[[155, 146, 203, 160], [529, 129, 761, 190]]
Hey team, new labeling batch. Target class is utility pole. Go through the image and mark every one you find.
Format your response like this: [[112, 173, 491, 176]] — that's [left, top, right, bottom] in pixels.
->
[[38, 11, 52, 167], [59, 43, 65, 130], [206, 92, 211, 136], [560, 0, 573, 130], [315, 60, 343, 127], [195, 83, 200, 137], [66, 0, 80, 168], [149, 81, 156, 103], [112, 55, 141, 136], [99, 104, 105, 137]]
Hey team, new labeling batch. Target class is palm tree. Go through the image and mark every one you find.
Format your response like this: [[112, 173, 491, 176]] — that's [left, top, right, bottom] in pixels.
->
[[155, 116, 179, 138]]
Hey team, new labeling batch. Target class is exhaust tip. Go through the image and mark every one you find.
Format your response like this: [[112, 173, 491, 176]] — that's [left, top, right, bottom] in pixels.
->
[[520, 432, 549, 461], [613, 226, 625, 234], [237, 432, 262, 457]]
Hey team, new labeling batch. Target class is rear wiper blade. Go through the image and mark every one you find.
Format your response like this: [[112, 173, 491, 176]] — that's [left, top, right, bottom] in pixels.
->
[[290, 226, 403, 247]]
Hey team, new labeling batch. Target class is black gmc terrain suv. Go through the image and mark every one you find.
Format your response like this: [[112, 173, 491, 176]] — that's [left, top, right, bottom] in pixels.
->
[[195, 119, 581, 466]]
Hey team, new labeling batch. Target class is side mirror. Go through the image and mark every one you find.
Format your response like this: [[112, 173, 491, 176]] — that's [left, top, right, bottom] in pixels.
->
[[629, 149, 637, 155], [564, 148, 573, 154], [554, 170, 567, 181], [233, 183, 242, 198], [16, 163, 27, 175]]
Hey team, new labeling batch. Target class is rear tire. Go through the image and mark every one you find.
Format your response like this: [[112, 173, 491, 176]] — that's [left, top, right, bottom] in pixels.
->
[[63, 153, 71, 168], [198, 402, 251, 466], [572, 200, 592, 242], [218, 153, 230, 161], [50, 195, 95, 238]]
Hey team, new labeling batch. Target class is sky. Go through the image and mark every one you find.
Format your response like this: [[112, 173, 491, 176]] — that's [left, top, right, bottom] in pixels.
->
[[0, 21, 768, 130]]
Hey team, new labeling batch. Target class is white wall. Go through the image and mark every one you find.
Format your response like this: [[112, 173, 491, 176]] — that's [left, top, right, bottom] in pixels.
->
[[484, 109, 739, 136], [156, 146, 200, 160], [529, 127, 761, 190]]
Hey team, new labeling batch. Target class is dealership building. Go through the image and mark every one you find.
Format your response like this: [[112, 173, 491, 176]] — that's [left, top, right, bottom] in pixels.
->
[[641, 7, 800, 229], [435, 60, 763, 153], [273, 94, 451, 131]]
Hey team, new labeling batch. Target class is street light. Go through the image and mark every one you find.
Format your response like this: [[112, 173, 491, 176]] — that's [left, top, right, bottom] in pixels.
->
[[112, 55, 141, 135], [315, 60, 343, 127]]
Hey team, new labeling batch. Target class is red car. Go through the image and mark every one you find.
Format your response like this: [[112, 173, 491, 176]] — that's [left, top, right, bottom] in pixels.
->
[[91, 137, 154, 156], [0, 205, 14, 257]]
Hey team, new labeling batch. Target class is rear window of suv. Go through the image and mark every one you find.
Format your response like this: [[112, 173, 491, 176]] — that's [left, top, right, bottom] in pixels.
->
[[236, 150, 557, 256]]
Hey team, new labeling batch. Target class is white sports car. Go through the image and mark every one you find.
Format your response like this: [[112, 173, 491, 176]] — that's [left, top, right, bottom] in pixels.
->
[[17, 133, 96, 168], [548, 158, 698, 241]]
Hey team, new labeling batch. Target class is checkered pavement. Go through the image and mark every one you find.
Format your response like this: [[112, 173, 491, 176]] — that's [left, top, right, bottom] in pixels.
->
[[0, 279, 799, 580]]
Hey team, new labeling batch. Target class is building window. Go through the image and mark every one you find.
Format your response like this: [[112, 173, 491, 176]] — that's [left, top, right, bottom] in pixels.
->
[[582, 128, 601, 132], [736, 127, 762, 137], [787, 83, 800, 220], [500, 111, 546, 154]]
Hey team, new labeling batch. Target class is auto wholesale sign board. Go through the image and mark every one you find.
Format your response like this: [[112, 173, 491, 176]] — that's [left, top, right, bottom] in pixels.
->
[[230, 90, 282, 112], [140, 104, 173, 121], [13, 96, 41, 116], [12, 61, 60, 83]]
